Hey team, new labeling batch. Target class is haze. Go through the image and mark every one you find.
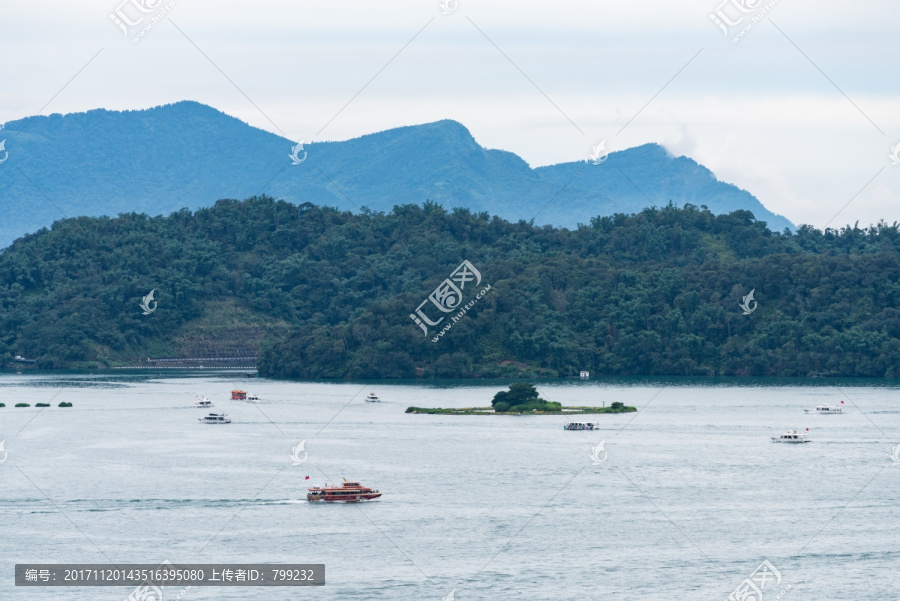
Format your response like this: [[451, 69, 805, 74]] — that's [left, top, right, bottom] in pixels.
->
[[1, 0, 898, 229]]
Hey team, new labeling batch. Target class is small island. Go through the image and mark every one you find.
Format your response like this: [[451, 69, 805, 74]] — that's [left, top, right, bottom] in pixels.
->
[[406, 383, 637, 415]]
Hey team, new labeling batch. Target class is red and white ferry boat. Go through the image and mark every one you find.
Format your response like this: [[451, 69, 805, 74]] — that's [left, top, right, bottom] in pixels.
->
[[307, 479, 382, 503]]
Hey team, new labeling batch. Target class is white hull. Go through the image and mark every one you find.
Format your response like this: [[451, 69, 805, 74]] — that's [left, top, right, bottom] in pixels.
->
[[199, 413, 231, 424], [771, 429, 810, 443], [194, 396, 214, 409]]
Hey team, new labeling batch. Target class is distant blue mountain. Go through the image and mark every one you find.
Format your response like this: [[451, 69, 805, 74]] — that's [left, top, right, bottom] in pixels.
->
[[0, 101, 792, 248]]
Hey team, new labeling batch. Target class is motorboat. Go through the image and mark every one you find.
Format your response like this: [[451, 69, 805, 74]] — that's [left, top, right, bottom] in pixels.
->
[[199, 413, 231, 424], [307, 479, 381, 502], [564, 422, 597, 431], [365, 392, 380, 403], [771, 429, 810, 443], [804, 403, 843, 414], [194, 395, 213, 409], [246, 393, 260, 403], [231, 390, 247, 400]]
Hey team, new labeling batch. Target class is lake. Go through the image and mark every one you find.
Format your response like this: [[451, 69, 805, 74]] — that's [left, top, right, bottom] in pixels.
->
[[0, 372, 897, 600]]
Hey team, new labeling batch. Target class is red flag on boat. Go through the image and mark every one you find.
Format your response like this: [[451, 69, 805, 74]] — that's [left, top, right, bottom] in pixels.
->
[[806, 428, 809, 431], [305, 475, 310, 480], [841, 401, 845, 404]]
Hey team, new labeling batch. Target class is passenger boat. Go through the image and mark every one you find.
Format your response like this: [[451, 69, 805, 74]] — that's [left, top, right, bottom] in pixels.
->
[[307, 479, 382, 502], [564, 421, 597, 431], [231, 390, 247, 400], [365, 392, 380, 403], [771, 429, 810, 443], [199, 413, 231, 424], [246, 393, 260, 403], [804, 402, 843, 414], [194, 395, 213, 408]]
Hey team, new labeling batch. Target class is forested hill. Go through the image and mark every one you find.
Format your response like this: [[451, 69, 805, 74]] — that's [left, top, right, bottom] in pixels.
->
[[1, 197, 899, 378], [0, 101, 792, 247]]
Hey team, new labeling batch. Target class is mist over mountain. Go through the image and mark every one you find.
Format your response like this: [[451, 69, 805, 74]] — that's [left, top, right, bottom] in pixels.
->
[[0, 101, 793, 248]]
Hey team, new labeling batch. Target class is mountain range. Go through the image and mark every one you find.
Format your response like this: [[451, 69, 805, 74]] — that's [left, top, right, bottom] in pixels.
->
[[0, 101, 793, 249]]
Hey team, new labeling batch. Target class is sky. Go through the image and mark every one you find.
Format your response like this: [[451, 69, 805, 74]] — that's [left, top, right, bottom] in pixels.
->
[[1, 0, 899, 229]]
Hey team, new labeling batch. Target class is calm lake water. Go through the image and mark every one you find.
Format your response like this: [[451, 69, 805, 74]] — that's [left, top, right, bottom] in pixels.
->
[[0, 372, 898, 600]]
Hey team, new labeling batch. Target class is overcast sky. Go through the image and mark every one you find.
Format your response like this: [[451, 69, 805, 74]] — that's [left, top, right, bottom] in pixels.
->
[[2, 0, 898, 229]]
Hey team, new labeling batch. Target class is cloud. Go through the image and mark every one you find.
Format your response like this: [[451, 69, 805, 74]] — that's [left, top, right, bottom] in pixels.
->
[[1, 0, 899, 229]]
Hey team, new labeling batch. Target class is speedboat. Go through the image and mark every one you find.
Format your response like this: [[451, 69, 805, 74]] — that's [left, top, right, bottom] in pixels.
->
[[246, 393, 260, 403], [199, 413, 231, 424], [365, 392, 380, 403], [771, 429, 810, 443], [194, 395, 214, 409], [804, 403, 843, 414], [307, 479, 381, 502], [231, 390, 247, 400], [564, 422, 597, 431]]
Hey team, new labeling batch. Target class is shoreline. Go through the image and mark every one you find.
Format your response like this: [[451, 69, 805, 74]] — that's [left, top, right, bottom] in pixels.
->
[[405, 405, 637, 415]]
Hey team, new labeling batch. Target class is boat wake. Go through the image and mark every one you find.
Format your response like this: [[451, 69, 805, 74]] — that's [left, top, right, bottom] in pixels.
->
[[10, 498, 312, 513]]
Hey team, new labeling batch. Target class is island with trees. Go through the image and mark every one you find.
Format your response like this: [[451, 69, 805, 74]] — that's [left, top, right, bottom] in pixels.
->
[[405, 383, 637, 415]]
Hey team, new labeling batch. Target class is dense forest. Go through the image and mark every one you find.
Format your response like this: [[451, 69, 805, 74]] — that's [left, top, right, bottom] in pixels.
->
[[1, 196, 900, 378]]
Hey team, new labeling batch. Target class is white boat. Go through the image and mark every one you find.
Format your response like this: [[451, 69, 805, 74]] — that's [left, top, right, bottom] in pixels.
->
[[199, 413, 231, 424], [365, 392, 380, 403], [194, 395, 214, 409], [771, 429, 810, 443], [804, 403, 842, 414], [564, 422, 597, 431], [246, 393, 260, 403]]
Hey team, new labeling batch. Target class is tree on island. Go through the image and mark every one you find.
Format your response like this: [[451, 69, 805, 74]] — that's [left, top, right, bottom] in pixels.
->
[[491, 383, 562, 413]]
